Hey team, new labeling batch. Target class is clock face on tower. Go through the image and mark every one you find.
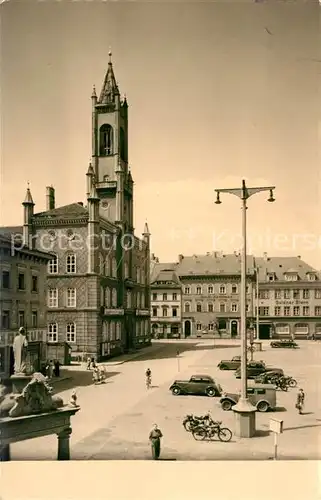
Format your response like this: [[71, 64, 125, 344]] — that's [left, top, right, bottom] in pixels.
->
[[101, 201, 109, 211]]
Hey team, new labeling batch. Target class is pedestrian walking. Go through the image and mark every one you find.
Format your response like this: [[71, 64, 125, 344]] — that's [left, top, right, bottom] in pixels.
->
[[53, 359, 60, 377], [86, 357, 91, 370], [48, 360, 54, 379], [296, 388, 305, 415], [149, 423, 163, 460]]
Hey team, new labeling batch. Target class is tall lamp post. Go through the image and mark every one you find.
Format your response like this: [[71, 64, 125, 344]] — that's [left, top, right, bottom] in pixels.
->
[[256, 266, 260, 340], [215, 179, 275, 438]]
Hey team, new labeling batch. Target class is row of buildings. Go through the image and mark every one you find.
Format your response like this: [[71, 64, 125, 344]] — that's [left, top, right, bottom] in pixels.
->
[[150, 252, 321, 341], [0, 54, 151, 379]]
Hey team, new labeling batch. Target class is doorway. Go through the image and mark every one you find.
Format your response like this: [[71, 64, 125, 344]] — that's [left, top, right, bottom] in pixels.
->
[[259, 324, 271, 340], [231, 320, 238, 337], [184, 320, 191, 338]]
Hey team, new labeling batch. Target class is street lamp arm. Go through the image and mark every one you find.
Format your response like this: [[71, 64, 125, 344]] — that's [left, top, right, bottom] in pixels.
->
[[247, 186, 276, 198]]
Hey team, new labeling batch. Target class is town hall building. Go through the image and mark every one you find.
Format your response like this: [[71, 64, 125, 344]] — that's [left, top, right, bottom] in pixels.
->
[[1, 53, 151, 361]]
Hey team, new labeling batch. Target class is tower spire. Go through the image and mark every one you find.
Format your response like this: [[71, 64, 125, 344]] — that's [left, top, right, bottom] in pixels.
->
[[98, 49, 119, 104]]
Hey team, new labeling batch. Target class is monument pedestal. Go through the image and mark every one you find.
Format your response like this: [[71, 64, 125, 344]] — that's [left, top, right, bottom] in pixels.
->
[[0, 406, 80, 461], [10, 374, 33, 394], [232, 398, 257, 438]]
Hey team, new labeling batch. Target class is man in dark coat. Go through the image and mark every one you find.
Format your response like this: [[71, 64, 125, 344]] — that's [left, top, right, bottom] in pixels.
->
[[149, 423, 163, 460]]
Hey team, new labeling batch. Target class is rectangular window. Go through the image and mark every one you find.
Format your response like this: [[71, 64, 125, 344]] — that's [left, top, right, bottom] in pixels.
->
[[219, 303, 226, 313], [31, 311, 38, 327], [66, 254, 76, 274], [274, 306, 281, 316], [315, 289, 321, 299], [48, 256, 58, 274], [196, 304, 202, 312], [315, 306, 321, 316], [284, 289, 291, 299], [274, 290, 281, 299], [48, 288, 58, 308], [196, 287, 202, 295], [2, 270, 10, 289], [172, 308, 178, 317], [231, 303, 238, 312], [67, 288, 76, 308], [196, 324, 202, 331], [152, 307, 157, 317], [231, 285, 238, 294], [31, 275, 38, 292], [208, 303, 214, 313], [293, 289, 300, 299], [172, 293, 177, 301], [162, 308, 167, 317], [18, 310, 25, 327], [293, 306, 300, 316], [208, 286, 214, 294], [1, 310, 10, 329], [284, 306, 291, 316], [219, 285, 226, 294], [303, 289, 310, 299], [208, 323, 214, 331], [152, 293, 157, 301], [303, 306, 310, 316], [66, 323, 76, 343], [163, 293, 167, 301], [259, 290, 269, 299], [48, 323, 58, 342], [259, 307, 269, 316], [18, 273, 25, 290]]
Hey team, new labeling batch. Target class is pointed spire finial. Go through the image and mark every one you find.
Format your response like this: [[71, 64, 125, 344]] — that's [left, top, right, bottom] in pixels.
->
[[108, 48, 112, 64], [91, 84, 97, 98], [23, 183, 34, 205]]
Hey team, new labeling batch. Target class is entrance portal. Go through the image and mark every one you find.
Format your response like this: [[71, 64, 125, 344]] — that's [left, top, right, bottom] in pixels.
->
[[259, 324, 271, 340], [184, 320, 191, 338], [231, 320, 238, 337]]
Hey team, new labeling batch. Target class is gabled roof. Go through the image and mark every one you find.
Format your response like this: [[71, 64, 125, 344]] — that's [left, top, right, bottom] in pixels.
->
[[34, 203, 88, 218], [150, 261, 177, 282], [255, 256, 317, 281], [176, 253, 255, 277]]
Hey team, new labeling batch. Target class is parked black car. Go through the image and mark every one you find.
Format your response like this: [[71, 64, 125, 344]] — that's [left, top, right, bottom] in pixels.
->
[[169, 374, 223, 397], [270, 340, 298, 349], [235, 362, 284, 379]]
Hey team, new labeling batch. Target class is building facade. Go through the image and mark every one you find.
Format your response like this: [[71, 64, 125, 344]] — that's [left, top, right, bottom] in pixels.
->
[[255, 255, 321, 339], [150, 268, 182, 338], [1, 54, 151, 361], [0, 234, 53, 378]]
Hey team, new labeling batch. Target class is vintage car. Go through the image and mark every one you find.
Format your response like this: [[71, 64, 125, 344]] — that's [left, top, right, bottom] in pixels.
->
[[217, 356, 241, 370], [220, 384, 277, 412], [270, 340, 299, 349], [169, 374, 223, 397], [235, 361, 284, 379]]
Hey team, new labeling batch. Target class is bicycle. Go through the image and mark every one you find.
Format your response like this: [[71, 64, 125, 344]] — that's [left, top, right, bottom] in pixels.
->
[[192, 421, 232, 442]]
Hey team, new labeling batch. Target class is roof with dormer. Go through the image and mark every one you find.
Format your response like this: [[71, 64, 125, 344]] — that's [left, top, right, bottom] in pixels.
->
[[176, 253, 256, 277], [151, 268, 181, 288], [255, 256, 318, 281]]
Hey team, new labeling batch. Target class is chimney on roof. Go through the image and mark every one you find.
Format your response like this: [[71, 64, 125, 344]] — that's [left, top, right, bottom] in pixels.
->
[[178, 254, 184, 263], [78, 202, 83, 206], [263, 252, 268, 261], [297, 255, 301, 259], [46, 186, 55, 211]]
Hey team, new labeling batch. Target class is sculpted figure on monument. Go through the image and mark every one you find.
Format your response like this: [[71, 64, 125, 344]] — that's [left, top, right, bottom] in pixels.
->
[[12, 327, 28, 375]]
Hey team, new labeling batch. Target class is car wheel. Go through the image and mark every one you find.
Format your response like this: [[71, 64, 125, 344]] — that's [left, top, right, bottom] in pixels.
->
[[206, 387, 215, 397], [221, 400, 233, 411], [171, 386, 181, 395], [289, 379, 297, 388], [257, 401, 269, 412]]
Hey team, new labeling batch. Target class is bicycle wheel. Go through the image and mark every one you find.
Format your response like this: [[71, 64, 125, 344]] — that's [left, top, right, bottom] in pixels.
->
[[192, 429, 207, 441], [289, 378, 297, 388], [218, 428, 232, 442]]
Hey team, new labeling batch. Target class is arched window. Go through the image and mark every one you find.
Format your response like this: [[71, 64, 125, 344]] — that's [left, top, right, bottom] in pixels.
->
[[48, 254, 58, 274], [184, 302, 190, 313], [66, 322, 76, 343], [112, 257, 117, 278], [99, 124, 113, 156], [66, 253, 76, 274], [141, 291, 145, 308], [208, 302, 214, 313], [127, 290, 132, 308], [136, 267, 140, 283], [112, 288, 117, 307], [124, 262, 129, 279], [116, 321, 121, 340], [120, 127, 126, 161], [100, 286, 105, 306], [99, 253, 104, 274], [105, 287, 111, 307], [105, 256, 110, 276]]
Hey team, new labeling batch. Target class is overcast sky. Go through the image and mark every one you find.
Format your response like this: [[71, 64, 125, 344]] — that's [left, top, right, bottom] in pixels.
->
[[1, 1, 320, 268]]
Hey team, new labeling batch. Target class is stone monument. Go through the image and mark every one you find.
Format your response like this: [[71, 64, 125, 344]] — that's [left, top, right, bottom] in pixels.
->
[[11, 327, 32, 394]]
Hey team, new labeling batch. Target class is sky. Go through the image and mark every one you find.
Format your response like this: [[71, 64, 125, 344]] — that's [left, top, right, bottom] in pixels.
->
[[1, 1, 320, 269]]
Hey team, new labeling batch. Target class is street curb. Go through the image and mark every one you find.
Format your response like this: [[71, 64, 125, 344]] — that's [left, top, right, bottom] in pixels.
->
[[101, 346, 165, 366]]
